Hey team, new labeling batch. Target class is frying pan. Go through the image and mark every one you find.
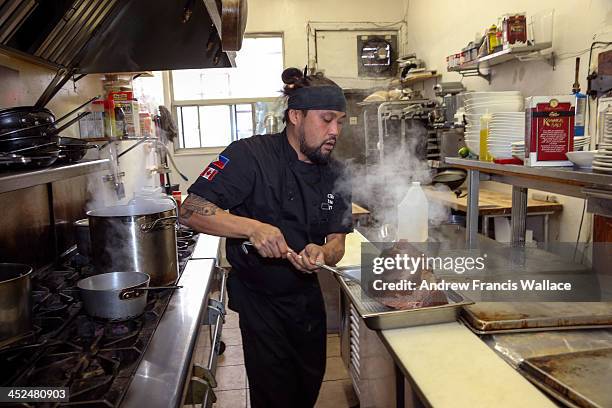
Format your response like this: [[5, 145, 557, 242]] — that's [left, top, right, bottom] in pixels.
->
[[0, 102, 95, 139], [0, 107, 54, 131], [432, 168, 467, 191], [56, 136, 98, 164], [0, 112, 90, 154]]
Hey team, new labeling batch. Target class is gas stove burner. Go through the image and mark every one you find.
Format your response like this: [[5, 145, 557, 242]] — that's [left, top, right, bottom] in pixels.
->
[[177, 240, 190, 252], [0, 238, 198, 405], [0, 330, 36, 352], [177, 229, 194, 239], [178, 236, 196, 247]]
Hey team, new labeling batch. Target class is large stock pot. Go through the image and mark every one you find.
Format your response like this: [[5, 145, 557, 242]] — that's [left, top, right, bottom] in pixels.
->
[[87, 201, 178, 286], [0, 263, 33, 348]]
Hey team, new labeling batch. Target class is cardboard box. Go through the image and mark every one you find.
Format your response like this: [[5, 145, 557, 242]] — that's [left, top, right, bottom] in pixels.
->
[[78, 100, 105, 139], [525, 96, 575, 167]]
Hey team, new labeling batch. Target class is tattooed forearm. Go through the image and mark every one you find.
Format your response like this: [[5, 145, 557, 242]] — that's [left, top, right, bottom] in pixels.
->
[[179, 195, 219, 222]]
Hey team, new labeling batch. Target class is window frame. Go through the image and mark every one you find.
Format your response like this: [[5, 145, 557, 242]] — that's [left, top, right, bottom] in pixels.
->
[[170, 32, 285, 155]]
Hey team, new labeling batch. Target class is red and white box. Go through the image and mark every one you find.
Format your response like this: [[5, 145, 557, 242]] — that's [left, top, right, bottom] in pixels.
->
[[525, 96, 575, 167]]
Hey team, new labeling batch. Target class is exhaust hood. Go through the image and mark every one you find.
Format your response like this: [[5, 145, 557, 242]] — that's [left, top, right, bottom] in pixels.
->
[[0, 0, 245, 73]]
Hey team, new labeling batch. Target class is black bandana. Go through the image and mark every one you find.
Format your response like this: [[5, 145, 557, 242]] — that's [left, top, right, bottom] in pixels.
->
[[287, 85, 346, 112]]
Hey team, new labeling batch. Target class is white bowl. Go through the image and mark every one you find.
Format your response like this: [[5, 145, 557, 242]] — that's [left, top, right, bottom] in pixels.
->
[[566, 150, 597, 168]]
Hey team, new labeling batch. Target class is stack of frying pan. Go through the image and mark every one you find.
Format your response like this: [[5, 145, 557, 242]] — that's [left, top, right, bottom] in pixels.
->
[[0, 95, 100, 169], [0, 67, 103, 169]]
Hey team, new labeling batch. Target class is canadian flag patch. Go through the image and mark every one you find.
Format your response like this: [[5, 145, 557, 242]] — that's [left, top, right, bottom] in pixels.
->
[[200, 166, 218, 181]]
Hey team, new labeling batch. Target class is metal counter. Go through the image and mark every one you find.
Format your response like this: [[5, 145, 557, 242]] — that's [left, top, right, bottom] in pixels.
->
[[0, 159, 110, 193], [122, 258, 216, 408], [445, 157, 612, 244], [191, 233, 222, 259], [445, 157, 612, 196]]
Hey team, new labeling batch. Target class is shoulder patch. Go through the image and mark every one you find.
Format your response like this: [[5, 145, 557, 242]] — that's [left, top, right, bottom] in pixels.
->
[[211, 154, 229, 169], [200, 166, 219, 181]]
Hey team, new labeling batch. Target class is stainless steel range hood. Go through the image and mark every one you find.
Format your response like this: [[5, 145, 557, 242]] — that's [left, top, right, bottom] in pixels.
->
[[0, 0, 243, 73]]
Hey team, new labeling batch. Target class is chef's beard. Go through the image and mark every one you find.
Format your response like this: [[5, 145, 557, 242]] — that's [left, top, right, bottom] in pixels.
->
[[299, 128, 334, 165]]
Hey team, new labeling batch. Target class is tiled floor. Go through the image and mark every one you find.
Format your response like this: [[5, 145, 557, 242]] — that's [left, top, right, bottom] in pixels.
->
[[189, 307, 358, 408]]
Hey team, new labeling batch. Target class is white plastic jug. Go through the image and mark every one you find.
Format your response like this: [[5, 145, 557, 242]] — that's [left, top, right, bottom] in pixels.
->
[[397, 181, 429, 242]]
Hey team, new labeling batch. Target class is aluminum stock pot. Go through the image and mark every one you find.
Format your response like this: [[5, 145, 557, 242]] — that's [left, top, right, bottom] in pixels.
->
[[0, 263, 33, 348], [87, 201, 178, 286]]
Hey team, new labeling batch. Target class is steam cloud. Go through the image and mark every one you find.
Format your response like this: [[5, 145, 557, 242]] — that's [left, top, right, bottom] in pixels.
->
[[332, 107, 452, 240]]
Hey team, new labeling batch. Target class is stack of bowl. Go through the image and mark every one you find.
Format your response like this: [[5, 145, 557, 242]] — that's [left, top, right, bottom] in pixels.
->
[[463, 91, 523, 156]]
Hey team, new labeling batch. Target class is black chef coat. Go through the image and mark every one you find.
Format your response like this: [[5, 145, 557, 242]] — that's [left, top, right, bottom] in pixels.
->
[[187, 130, 353, 296]]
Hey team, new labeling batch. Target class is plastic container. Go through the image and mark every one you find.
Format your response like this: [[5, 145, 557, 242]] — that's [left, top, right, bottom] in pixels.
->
[[574, 93, 587, 136], [397, 181, 428, 242], [479, 113, 492, 161]]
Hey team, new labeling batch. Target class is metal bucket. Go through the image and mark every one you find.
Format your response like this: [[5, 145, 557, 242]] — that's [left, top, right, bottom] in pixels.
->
[[87, 201, 178, 286], [0, 263, 33, 348]]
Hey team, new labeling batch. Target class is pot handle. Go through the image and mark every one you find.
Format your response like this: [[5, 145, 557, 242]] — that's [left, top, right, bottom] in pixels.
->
[[119, 285, 183, 300], [140, 215, 178, 232]]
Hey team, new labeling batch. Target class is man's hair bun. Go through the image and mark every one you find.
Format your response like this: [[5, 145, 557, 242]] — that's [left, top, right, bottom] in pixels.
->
[[281, 67, 303, 85]]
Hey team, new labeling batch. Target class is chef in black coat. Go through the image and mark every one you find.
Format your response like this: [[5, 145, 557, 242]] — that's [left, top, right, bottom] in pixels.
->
[[180, 67, 353, 408]]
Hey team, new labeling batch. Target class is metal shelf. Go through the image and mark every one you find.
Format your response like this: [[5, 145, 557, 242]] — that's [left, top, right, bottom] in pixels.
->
[[448, 43, 554, 83], [445, 157, 612, 245], [0, 159, 110, 194]]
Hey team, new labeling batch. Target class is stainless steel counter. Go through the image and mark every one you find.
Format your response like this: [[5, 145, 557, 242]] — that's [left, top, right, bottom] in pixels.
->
[[445, 157, 612, 197], [0, 159, 110, 193], [122, 258, 216, 408], [191, 233, 222, 259]]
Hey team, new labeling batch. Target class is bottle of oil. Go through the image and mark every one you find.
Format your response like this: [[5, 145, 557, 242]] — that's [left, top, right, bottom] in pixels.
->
[[479, 113, 492, 161]]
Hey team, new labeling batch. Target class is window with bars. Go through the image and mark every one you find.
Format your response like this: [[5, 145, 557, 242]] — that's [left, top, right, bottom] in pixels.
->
[[171, 34, 284, 149]]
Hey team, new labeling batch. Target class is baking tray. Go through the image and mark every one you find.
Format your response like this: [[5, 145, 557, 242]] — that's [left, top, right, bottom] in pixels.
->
[[461, 302, 612, 334], [483, 329, 612, 368], [336, 267, 473, 331], [518, 347, 612, 408]]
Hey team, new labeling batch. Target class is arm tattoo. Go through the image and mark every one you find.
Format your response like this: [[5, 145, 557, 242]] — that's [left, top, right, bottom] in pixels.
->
[[179, 195, 219, 222]]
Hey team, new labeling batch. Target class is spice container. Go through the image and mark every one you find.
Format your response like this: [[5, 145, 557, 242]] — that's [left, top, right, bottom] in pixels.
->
[[503, 13, 527, 46], [487, 24, 499, 54]]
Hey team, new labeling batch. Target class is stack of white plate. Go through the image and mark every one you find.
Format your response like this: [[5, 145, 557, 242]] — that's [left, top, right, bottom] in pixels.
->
[[463, 92, 523, 156], [511, 136, 592, 159], [593, 132, 612, 172], [487, 112, 525, 159]]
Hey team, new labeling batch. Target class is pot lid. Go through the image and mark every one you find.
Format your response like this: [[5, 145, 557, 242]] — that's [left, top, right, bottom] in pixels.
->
[[87, 201, 174, 217]]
